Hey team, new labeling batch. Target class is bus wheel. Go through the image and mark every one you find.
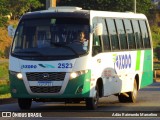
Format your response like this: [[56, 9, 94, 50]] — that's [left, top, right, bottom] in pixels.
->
[[118, 94, 128, 103], [86, 84, 99, 110], [128, 80, 138, 103], [18, 98, 32, 110], [118, 80, 138, 103]]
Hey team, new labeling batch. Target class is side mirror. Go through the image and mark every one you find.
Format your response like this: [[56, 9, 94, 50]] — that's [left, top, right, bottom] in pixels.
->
[[94, 23, 103, 36], [8, 25, 16, 38]]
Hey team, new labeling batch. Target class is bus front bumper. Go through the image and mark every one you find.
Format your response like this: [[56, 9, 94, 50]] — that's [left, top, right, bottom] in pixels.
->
[[9, 70, 92, 99]]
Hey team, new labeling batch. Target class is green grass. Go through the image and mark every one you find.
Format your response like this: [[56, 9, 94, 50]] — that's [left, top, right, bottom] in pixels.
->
[[0, 60, 11, 99], [0, 61, 9, 80], [0, 85, 10, 94], [0, 93, 11, 99]]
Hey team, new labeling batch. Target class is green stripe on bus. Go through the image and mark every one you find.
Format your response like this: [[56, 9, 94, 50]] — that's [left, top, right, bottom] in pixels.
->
[[140, 50, 153, 88], [135, 51, 141, 70]]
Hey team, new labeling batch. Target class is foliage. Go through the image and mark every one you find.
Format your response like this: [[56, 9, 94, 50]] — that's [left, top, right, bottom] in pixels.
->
[[0, 80, 10, 98], [136, 0, 152, 15], [152, 33, 160, 49], [0, 61, 10, 98], [154, 62, 160, 70], [58, 0, 152, 14], [0, 0, 10, 27], [151, 25, 160, 60], [151, 25, 160, 49], [0, 85, 10, 94], [8, 0, 44, 20], [0, 93, 11, 99], [0, 0, 10, 16], [0, 17, 8, 27], [0, 27, 12, 59], [0, 61, 9, 80], [0, 0, 153, 24]]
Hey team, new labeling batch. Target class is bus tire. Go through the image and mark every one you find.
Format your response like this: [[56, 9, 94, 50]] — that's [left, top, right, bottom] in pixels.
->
[[18, 98, 32, 110], [86, 84, 99, 110], [128, 80, 138, 103], [118, 80, 138, 103], [118, 94, 128, 103]]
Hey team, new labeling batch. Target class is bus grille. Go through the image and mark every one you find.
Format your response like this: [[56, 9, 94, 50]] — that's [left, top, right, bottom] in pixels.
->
[[26, 72, 66, 81], [30, 86, 61, 93]]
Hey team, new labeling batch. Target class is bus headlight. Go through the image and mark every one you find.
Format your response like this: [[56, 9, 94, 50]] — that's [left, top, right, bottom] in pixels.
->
[[10, 71, 23, 80], [70, 72, 78, 79], [70, 70, 89, 79], [17, 73, 23, 79]]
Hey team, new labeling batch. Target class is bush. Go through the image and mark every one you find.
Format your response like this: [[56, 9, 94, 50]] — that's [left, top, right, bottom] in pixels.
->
[[151, 25, 160, 60], [0, 50, 4, 58], [0, 85, 10, 94], [154, 46, 160, 60], [0, 62, 9, 80], [0, 16, 8, 27]]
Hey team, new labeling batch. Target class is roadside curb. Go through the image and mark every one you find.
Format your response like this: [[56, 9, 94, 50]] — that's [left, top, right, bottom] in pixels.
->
[[0, 98, 17, 105]]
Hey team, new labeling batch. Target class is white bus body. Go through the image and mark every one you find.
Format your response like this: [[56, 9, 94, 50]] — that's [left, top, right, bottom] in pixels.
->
[[9, 7, 153, 110]]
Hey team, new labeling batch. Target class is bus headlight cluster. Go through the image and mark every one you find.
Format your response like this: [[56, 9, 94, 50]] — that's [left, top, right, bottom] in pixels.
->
[[10, 71, 23, 80], [17, 73, 23, 79], [70, 70, 89, 79]]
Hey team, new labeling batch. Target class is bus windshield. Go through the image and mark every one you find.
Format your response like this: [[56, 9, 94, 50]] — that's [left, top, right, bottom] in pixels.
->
[[11, 18, 90, 60]]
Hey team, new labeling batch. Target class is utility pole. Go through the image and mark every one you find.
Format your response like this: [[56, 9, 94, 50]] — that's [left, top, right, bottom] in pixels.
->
[[134, 0, 136, 13], [46, 0, 56, 9]]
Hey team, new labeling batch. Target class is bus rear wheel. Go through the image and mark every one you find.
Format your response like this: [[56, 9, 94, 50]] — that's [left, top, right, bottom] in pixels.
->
[[18, 98, 32, 110], [118, 80, 138, 103], [129, 80, 138, 103], [86, 84, 99, 110]]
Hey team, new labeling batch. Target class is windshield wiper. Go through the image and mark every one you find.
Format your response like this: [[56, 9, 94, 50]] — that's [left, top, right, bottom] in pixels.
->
[[54, 43, 79, 57]]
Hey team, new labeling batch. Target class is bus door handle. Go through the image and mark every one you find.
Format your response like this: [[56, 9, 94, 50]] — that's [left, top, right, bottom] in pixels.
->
[[97, 59, 101, 63]]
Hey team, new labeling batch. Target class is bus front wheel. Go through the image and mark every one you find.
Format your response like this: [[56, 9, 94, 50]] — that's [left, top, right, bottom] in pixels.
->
[[18, 98, 32, 110], [86, 84, 99, 110]]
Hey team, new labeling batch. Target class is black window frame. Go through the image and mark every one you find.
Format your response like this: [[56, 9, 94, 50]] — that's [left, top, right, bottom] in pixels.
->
[[131, 19, 144, 49], [106, 18, 120, 51], [92, 17, 151, 54], [123, 19, 136, 50], [98, 17, 111, 52], [92, 17, 103, 56], [139, 20, 151, 49], [115, 19, 128, 50]]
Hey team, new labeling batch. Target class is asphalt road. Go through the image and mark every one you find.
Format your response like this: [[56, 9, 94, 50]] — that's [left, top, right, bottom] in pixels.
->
[[0, 81, 160, 120]]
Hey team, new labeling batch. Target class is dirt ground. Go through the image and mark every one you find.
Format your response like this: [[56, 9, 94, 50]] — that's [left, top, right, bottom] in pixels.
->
[[154, 70, 160, 82]]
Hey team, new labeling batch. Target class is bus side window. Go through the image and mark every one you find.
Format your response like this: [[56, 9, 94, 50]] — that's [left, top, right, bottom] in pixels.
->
[[106, 18, 120, 50], [92, 34, 102, 56], [115, 19, 128, 50], [92, 17, 102, 56], [124, 19, 136, 49], [132, 20, 143, 49], [98, 18, 111, 51], [139, 20, 151, 48]]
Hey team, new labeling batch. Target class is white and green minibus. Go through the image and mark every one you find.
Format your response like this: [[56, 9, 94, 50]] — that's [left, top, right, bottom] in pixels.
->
[[9, 7, 153, 110]]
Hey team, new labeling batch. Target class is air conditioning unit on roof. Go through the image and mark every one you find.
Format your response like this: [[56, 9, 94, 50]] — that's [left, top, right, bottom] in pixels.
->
[[48, 6, 82, 12]]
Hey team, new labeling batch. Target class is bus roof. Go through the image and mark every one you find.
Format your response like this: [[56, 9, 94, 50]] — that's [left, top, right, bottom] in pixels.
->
[[22, 6, 147, 20], [22, 7, 89, 20], [90, 10, 147, 19]]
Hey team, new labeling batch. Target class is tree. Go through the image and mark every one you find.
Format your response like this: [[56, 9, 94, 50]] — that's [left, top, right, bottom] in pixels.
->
[[57, 0, 152, 15], [0, 0, 10, 27], [8, 0, 44, 20]]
